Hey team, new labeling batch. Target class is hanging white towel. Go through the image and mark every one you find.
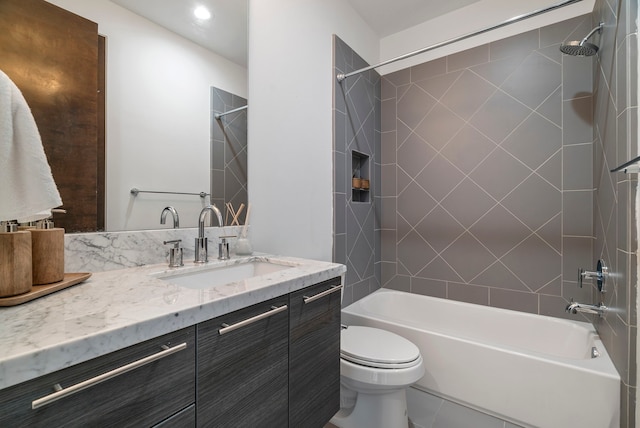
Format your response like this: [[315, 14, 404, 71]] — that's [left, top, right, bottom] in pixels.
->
[[0, 70, 62, 222]]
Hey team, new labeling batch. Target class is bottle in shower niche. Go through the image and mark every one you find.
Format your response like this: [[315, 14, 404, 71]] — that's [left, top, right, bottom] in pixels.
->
[[0, 221, 32, 297], [30, 217, 65, 285]]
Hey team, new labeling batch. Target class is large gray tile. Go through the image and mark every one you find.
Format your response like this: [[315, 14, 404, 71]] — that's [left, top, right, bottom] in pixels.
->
[[416, 204, 465, 253], [489, 288, 538, 314], [440, 70, 496, 121], [469, 148, 530, 200], [397, 84, 437, 130], [415, 70, 463, 100], [448, 282, 489, 305], [397, 231, 437, 276], [415, 155, 465, 202], [501, 52, 561, 110], [563, 97, 594, 145], [397, 132, 437, 178], [440, 124, 496, 174], [440, 232, 496, 282], [415, 103, 466, 151], [563, 190, 593, 236], [490, 29, 539, 61], [501, 112, 561, 171], [469, 205, 531, 259], [410, 57, 447, 83], [411, 277, 447, 298], [470, 90, 531, 144], [447, 44, 489, 72], [563, 143, 593, 190], [440, 178, 496, 228], [502, 235, 561, 291], [501, 174, 561, 231]]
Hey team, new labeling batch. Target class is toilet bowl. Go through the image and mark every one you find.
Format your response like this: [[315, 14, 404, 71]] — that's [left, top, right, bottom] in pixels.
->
[[330, 326, 425, 428]]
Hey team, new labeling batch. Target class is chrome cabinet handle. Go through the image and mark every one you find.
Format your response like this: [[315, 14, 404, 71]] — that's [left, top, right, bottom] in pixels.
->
[[219, 305, 288, 335], [303, 285, 343, 304], [32, 342, 188, 410]]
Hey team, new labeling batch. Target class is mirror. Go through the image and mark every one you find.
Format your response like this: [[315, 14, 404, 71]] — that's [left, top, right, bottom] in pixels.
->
[[9, 0, 248, 232]]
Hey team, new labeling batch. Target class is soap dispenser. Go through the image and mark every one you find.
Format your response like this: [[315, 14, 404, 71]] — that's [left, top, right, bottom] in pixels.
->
[[30, 216, 65, 285], [0, 221, 32, 297]]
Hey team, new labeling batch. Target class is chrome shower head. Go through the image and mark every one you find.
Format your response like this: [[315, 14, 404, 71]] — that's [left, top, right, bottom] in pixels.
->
[[559, 22, 603, 57], [559, 41, 599, 56]]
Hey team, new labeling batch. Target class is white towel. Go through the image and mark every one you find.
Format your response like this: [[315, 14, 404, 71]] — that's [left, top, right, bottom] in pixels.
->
[[0, 70, 62, 222]]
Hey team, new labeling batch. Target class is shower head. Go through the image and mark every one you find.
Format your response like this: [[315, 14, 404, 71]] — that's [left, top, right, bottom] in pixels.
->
[[559, 22, 604, 57]]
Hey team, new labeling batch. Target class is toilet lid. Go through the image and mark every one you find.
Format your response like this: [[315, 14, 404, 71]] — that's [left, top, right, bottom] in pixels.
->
[[341, 326, 421, 368]]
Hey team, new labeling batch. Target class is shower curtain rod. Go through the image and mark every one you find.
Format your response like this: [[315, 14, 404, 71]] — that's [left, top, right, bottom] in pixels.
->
[[214, 105, 248, 119], [336, 0, 583, 82]]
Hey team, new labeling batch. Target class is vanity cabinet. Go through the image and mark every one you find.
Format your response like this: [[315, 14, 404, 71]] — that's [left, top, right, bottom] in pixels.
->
[[0, 327, 195, 428], [289, 277, 342, 428], [197, 295, 290, 427], [0, 277, 342, 427]]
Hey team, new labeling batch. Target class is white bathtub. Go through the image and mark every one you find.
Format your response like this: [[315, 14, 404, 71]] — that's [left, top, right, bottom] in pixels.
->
[[341, 289, 620, 428]]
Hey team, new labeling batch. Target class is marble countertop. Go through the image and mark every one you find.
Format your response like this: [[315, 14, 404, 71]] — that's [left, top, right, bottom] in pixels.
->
[[0, 254, 346, 390]]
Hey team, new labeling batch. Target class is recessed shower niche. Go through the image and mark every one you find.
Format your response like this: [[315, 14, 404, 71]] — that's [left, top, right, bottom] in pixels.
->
[[351, 151, 370, 203]]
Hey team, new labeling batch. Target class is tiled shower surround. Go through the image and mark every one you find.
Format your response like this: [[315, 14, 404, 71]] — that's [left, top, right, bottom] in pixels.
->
[[334, 3, 638, 426], [333, 36, 382, 306], [210, 87, 248, 218], [592, 0, 638, 425], [381, 15, 597, 317]]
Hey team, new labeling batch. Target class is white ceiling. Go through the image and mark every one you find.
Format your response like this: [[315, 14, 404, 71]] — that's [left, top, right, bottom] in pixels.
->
[[109, 0, 486, 69], [346, 0, 482, 37], [109, 0, 247, 67]]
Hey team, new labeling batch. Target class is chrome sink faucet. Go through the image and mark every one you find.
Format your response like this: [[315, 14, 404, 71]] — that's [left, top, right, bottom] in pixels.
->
[[160, 206, 180, 228], [195, 205, 223, 263]]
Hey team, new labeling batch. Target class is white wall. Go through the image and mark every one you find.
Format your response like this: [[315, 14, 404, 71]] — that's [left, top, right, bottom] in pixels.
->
[[46, 0, 247, 231], [379, 0, 595, 75], [248, 0, 378, 261]]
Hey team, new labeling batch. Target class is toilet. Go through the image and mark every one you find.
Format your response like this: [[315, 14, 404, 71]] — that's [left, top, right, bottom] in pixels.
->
[[330, 326, 425, 428]]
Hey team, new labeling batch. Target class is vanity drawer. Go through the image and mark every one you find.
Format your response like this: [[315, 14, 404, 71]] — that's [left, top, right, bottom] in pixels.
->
[[0, 326, 196, 427], [197, 296, 289, 427]]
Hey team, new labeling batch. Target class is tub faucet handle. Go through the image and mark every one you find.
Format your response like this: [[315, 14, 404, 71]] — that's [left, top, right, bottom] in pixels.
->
[[578, 259, 608, 292]]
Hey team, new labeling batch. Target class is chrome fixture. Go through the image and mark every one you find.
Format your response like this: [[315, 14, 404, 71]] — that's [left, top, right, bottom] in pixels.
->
[[194, 205, 224, 263], [163, 239, 184, 268], [336, 0, 583, 82], [559, 22, 603, 56], [565, 299, 608, 318], [578, 259, 608, 292], [214, 105, 248, 120], [131, 187, 208, 198], [160, 206, 180, 229], [217, 235, 235, 261], [591, 347, 600, 359]]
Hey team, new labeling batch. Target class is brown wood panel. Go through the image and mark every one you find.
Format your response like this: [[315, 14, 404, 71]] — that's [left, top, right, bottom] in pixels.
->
[[0, 0, 101, 232]]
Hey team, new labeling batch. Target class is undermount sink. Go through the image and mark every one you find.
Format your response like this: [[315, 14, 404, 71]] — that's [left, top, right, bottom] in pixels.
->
[[156, 260, 293, 289]]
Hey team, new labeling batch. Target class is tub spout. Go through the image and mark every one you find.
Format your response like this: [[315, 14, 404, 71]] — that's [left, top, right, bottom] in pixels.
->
[[565, 299, 607, 317]]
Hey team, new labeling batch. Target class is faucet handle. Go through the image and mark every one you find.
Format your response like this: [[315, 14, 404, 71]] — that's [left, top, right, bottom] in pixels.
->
[[218, 236, 235, 260], [163, 240, 184, 268]]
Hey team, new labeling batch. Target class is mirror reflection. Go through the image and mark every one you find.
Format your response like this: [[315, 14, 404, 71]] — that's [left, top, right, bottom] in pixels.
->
[[0, 0, 247, 232]]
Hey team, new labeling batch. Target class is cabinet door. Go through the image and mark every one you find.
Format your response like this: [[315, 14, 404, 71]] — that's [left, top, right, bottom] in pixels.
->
[[0, 327, 195, 427], [197, 296, 289, 427], [289, 277, 342, 428]]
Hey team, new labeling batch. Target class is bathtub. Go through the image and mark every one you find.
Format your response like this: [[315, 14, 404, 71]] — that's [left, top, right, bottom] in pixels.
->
[[341, 289, 620, 428]]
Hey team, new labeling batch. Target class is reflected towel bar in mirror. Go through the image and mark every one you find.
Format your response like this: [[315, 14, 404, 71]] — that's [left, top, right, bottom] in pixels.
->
[[130, 188, 209, 198]]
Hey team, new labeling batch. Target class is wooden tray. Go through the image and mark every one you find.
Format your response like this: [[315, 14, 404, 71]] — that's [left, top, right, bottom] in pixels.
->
[[0, 273, 91, 307]]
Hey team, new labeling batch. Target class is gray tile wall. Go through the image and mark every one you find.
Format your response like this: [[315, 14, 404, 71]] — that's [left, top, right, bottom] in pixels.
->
[[211, 87, 248, 221], [592, 0, 638, 425], [381, 15, 597, 320], [333, 36, 382, 306]]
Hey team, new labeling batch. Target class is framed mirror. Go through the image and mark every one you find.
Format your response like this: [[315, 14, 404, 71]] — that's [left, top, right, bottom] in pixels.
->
[[0, 0, 247, 232]]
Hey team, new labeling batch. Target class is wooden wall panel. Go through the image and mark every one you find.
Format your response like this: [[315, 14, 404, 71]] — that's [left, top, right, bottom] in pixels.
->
[[0, 0, 102, 232]]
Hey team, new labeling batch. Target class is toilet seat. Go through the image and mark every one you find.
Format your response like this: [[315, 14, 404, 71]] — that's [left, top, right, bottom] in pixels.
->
[[341, 326, 421, 369]]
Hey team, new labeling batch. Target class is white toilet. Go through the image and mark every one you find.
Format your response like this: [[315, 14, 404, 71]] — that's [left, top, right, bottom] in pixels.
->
[[330, 326, 425, 428]]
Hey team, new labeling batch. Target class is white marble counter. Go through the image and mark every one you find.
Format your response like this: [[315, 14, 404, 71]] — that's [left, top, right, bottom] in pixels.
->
[[0, 255, 346, 390]]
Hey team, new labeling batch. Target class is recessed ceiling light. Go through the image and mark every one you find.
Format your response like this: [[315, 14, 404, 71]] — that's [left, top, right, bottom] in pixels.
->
[[194, 5, 211, 20]]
